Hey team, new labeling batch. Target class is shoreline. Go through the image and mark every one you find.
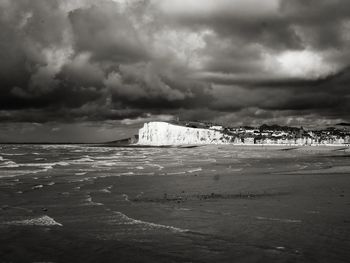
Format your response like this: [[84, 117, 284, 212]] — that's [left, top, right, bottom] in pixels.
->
[[1, 142, 349, 149]]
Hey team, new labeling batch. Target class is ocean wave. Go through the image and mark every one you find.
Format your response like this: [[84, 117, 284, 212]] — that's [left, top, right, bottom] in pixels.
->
[[83, 194, 103, 206], [0, 170, 27, 178], [109, 211, 189, 233], [75, 172, 87, 176], [255, 216, 301, 223], [167, 171, 186, 175], [0, 161, 69, 169], [90, 160, 146, 168], [187, 167, 202, 173], [93, 155, 122, 160], [73, 157, 95, 163], [146, 163, 164, 170], [0, 153, 26, 156], [0, 160, 71, 178], [122, 194, 130, 201], [91, 161, 117, 167], [120, 172, 134, 176], [38, 145, 79, 149], [0, 168, 52, 178], [123, 155, 148, 159], [0, 160, 19, 168], [98, 188, 111, 193], [2, 215, 62, 226]]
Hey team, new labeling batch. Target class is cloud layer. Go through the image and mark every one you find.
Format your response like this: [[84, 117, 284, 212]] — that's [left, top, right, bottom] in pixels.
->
[[0, 0, 349, 141]]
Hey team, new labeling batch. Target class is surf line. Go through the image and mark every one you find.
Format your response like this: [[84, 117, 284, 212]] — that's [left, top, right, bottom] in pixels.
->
[[111, 210, 189, 233]]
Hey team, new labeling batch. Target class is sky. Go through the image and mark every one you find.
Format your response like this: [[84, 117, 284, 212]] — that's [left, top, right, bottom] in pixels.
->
[[0, 0, 349, 142]]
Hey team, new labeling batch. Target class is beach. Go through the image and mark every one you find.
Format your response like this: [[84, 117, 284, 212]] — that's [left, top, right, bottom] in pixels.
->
[[0, 144, 349, 262]]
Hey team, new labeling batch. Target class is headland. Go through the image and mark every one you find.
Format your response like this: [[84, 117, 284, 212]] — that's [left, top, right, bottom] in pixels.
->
[[137, 121, 350, 146]]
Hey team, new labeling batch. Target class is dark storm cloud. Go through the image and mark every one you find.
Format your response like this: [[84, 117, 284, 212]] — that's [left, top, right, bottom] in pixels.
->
[[158, 0, 350, 77], [69, 2, 149, 62], [172, 15, 303, 51], [0, 0, 349, 134], [0, 0, 212, 123], [105, 62, 212, 110], [161, 0, 350, 51], [280, 0, 350, 50], [209, 66, 350, 121]]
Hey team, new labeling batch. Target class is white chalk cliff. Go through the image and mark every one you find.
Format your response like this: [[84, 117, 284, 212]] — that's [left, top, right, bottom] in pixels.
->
[[138, 122, 234, 146]]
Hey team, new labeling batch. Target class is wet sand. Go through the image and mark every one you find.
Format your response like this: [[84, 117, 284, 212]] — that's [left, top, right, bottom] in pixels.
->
[[0, 145, 349, 262]]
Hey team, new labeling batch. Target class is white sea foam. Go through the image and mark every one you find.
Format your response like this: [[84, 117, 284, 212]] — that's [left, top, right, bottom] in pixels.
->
[[122, 194, 130, 201], [187, 168, 202, 173], [93, 155, 121, 160], [83, 194, 103, 206], [175, 207, 192, 211], [0, 161, 69, 169], [75, 172, 87, 176], [0, 160, 19, 168], [74, 157, 94, 163], [0, 168, 54, 178], [72, 149, 84, 152], [167, 171, 186, 175], [139, 172, 155, 176], [119, 172, 134, 176], [275, 246, 286, 250], [109, 211, 189, 233], [1, 153, 25, 156], [3, 161, 69, 176], [39, 145, 78, 149], [3, 215, 62, 226]]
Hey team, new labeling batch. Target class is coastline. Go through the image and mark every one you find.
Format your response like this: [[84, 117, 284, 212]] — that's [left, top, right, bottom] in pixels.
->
[[137, 121, 350, 147]]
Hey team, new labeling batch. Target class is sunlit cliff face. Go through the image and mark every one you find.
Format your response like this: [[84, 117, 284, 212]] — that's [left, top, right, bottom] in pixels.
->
[[0, 0, 349, 142], [138, 122, 231, 145]]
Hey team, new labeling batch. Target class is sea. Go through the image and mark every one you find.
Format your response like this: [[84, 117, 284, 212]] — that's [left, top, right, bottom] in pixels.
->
[[0, 144, 349, 262]]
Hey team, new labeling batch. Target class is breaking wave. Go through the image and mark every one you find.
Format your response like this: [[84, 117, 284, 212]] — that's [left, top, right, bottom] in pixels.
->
[[187, 167, 202, 173], [2, 215, 63, 226], [0, 160, 19, 168], [83, 194, 103, 206], [109, 211, 189, 233]]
